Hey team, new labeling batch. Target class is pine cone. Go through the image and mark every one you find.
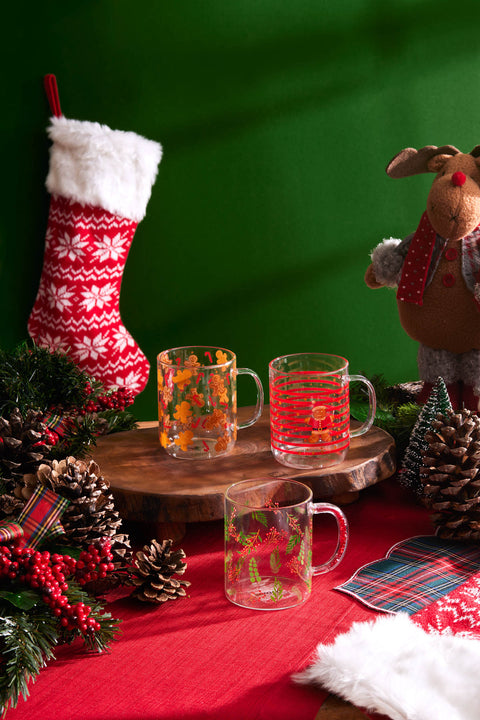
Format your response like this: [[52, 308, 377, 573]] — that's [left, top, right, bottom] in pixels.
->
[[420, 409, 480, 540], [13, 473, 39, 501], [130, 539, 190, 603], [0, 408, 50, 485], [0, 492, 24, 521], [109, 532, 133, 570], [36, 457, 126, 548]]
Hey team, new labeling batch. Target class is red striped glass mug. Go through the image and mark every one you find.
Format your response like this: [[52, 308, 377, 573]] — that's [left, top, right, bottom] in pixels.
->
[[269, 353, 376, 469]]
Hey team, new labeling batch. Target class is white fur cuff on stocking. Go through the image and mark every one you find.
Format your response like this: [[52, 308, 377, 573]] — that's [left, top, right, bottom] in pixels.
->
[[294, 613, 480, 720], [46, 115, 162, 222]]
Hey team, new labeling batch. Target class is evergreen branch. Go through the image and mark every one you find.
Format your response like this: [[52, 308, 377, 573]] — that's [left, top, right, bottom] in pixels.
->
[[0, 341, 138, 462], [57, 579, 121, 653], [96, 409, 137, 434], [0, 604, 58, 716], [0, 342, 90, 417], [350, 374, 421, 456], [48, 410, 137, 460], [48, 414, 100, 460], [0, 578, 121, 714]]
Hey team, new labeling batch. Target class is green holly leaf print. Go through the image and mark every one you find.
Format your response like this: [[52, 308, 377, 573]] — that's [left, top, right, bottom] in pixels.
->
[[252, 511, 268, 526], [248, 557, 262, 584], [286, 534, 302, 554], [298, 538, 306, 565], [271, 577, 283, 602], [270, 547, 281, 573]]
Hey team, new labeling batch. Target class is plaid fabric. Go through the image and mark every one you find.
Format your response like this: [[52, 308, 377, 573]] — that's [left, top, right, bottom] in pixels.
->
[[46, 519, 67, 541], [42, 410, 75, 437], [16, 485, 69, 549], [413, 570, 480, 638], [0, 521, 24, 543], [336, 535, 480, 615]]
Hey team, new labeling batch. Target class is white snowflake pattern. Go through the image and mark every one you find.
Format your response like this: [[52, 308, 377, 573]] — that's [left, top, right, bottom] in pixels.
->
[[93, 233, 129, 263], [72, 333, 109, 362], [112, 325, 135, 351], [80, 284, 116, 312], [47, 283, 74, 312], [115, 370, 144, 392], [53, 232, 89, 262], [36, 333, 69, 353]]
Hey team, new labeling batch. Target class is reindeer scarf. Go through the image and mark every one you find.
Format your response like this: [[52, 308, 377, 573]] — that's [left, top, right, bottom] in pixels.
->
[[397, 211, 480, 305]]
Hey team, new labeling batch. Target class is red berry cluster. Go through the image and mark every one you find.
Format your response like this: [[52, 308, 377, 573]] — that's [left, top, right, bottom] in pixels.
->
[[32, 426, 59, 449], [80, 386, 134, 415], [44, 427, 59, 446], [0, 542, 114, 636], [75, 543, 115, 586]]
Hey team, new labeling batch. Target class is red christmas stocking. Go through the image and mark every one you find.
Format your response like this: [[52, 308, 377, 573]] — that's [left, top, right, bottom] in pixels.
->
[[28, 78, 162, 396]]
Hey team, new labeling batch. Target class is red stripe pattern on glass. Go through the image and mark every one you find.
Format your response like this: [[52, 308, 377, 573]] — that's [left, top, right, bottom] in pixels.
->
[[270, 372, 350, 456]]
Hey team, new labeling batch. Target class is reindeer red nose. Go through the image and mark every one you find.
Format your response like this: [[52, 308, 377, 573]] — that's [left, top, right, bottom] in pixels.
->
[[452, 171, 467, 187]]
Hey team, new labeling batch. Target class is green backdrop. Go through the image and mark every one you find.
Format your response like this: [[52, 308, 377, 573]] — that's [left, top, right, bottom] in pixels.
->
[[3, 0, 480, 420]]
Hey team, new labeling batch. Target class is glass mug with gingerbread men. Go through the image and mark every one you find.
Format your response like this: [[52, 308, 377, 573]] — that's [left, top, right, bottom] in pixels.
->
[[157, 346, 264, 459]]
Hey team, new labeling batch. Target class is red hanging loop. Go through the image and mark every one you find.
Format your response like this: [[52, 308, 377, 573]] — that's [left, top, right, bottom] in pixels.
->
[[44, 74, 62, 117]]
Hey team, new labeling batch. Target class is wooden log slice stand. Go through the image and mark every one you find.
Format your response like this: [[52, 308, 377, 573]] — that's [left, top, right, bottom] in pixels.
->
[[90, 406, 396, 542]]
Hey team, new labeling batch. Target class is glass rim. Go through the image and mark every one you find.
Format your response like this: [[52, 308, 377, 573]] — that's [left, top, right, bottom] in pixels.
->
[[224, 477, 312, 509], [269, 352, 349, 375], [157, 345, 236, 369]]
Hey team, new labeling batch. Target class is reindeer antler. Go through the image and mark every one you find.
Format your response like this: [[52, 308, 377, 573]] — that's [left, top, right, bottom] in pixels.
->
[[386, 145, 460, 178]]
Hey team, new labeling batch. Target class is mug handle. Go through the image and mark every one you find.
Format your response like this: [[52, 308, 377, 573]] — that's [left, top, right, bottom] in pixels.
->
[[347, 374, 376, 438], [311, 502, 349, 575], [237, 368, 264, 429]]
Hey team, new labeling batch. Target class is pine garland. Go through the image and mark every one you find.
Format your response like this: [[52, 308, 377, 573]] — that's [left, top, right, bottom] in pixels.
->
[[0, 590, 120, 716], [0, 341, 137, 462], [0, 542, 122, 716], [349, 373, 422, 456], [0, 342, 90, 416], [0, 342, 191, 716]]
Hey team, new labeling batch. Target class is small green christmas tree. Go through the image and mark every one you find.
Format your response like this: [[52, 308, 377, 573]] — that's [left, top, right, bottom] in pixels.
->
[[399, 377, 452, 495]]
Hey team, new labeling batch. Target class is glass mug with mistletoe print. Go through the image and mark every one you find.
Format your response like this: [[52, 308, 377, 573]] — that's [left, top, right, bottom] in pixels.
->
[[225, 478, 348, 610], [157, 346, 264, 459]]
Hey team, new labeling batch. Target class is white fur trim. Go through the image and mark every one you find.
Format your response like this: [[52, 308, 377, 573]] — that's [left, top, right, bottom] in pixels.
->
[[371, 237, 404, 287], [46, 116, 162, 222], [294, 613, 480, 720]]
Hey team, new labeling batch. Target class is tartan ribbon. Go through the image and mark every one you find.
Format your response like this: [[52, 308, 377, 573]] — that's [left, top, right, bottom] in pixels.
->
[[0, 521, 24, 544], [16, 485, 70, 550], [336, 535, 480, 615], [42, 410, 75, 438]]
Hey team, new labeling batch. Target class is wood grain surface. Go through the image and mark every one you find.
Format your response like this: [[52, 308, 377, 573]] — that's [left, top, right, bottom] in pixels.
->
[[90, 407, 396, 526]]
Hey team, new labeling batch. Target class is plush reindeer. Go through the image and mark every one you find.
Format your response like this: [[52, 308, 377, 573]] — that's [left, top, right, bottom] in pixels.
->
[[365, 145, 480, 411]]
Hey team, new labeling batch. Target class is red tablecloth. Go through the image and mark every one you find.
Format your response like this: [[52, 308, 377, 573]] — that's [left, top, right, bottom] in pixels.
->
[[6, 479, 432, 720]]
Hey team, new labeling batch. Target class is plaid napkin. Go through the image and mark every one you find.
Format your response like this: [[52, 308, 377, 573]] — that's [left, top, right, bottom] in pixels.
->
[[299, 536, 480, 720], [336, 535, 480, 614]]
